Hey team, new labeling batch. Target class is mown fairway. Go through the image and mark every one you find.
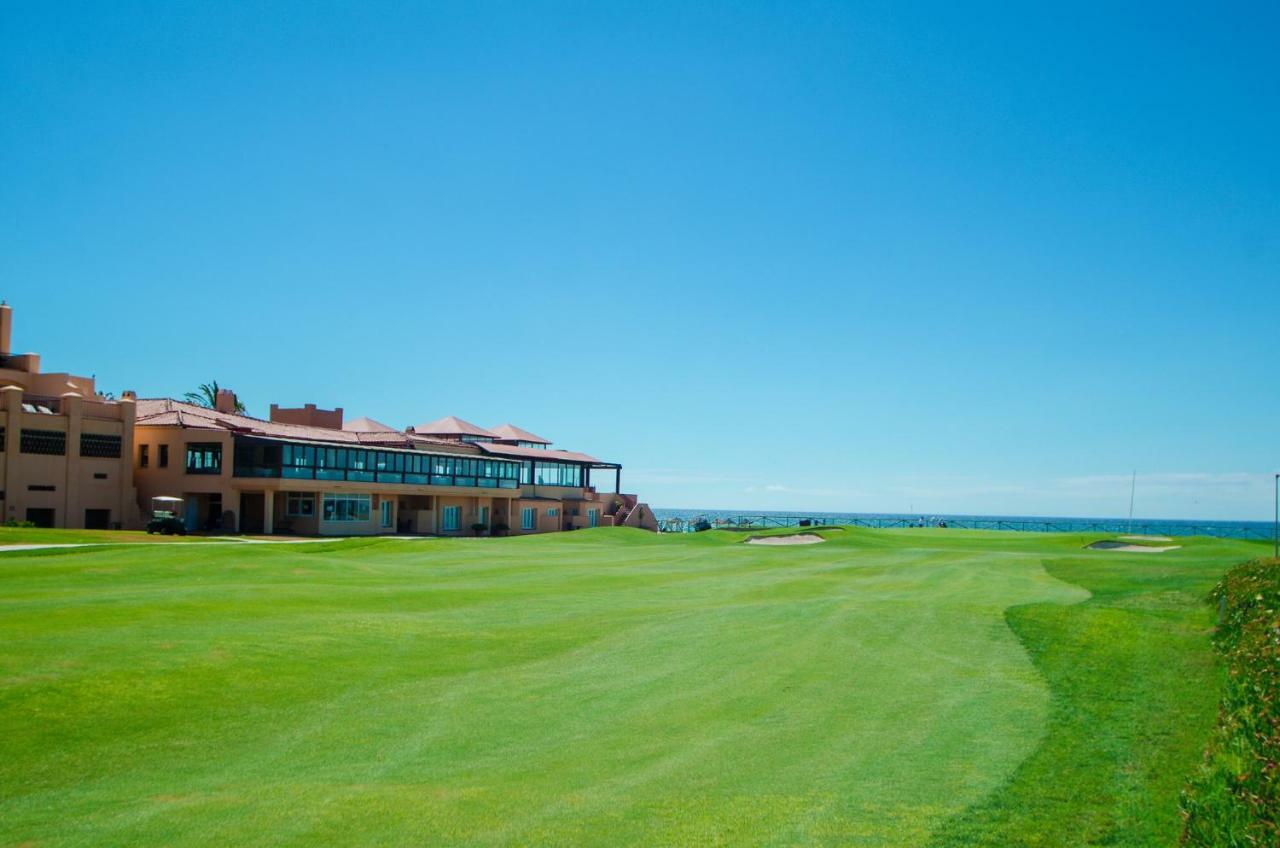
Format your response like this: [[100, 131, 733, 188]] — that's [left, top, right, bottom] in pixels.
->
[[0, 528, 1264, 846]]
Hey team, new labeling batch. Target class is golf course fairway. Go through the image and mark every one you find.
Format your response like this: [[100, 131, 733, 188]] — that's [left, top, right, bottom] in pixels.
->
[[0, 527, 1264, 846]]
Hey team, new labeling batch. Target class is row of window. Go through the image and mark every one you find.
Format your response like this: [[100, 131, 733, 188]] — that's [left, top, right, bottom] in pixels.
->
[[523, 461, 584, 487], [232, 441, 525, 489], [134, 439, 592, 492], [323, 493, 370, 522], [286, 492, 388, 528], [13, 429, 122, 458]]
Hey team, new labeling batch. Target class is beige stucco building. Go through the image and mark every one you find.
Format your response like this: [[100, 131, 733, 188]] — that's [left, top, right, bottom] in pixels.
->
[[0, 300, 653, 536], [132, 397, 656, 536], [0, 302, 140, 529]]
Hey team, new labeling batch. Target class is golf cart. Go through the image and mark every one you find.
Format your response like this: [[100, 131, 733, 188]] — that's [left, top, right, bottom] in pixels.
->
[[146, 496, 188, 535]]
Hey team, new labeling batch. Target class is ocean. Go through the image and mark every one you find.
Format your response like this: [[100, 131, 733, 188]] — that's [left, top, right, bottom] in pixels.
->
[[651, 508, 1276, 541]]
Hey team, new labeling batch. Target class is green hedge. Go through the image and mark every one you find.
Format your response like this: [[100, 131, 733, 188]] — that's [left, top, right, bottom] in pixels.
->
[[1180, 558, 1280, 846]]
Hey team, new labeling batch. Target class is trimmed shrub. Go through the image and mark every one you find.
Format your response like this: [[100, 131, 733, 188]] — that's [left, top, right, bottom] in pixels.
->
[[1181, 559, 1280, 846]]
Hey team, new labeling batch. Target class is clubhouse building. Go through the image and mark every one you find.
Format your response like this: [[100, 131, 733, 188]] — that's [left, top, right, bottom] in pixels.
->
[[0, 302, 655, 535]]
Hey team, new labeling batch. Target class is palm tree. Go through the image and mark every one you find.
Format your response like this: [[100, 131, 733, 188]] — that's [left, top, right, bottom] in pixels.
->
[[184, 380, 246, 414]]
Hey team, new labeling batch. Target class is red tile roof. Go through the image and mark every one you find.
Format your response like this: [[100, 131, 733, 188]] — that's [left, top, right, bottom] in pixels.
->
[[135, 401, 613, 464], [476, 442, 603, 465], [411, 415, 497, 438], [135, 399, 468, 450], [489, 423, 552, 444], [343, 415, 399, 433]]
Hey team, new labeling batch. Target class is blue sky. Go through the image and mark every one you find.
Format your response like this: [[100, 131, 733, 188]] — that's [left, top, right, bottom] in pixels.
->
[[2, 2, 1277, 519]]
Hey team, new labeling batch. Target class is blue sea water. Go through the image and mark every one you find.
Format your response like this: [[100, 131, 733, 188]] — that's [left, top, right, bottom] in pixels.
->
[[652, 508, 1276, 541]]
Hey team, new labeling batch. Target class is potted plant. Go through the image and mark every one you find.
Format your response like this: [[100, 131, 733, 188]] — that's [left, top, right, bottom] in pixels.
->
[[492, 521, 509, 537], [470, 522, 487, 537]]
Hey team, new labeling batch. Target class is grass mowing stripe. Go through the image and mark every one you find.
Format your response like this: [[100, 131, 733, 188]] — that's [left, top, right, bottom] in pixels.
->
[[928, 548, 1250, 846], [0, 529, 1263, 846]]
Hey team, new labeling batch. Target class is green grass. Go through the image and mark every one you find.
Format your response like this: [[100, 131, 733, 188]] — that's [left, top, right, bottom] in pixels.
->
[[0, 527, 1263, 846], [0, 526, 225, 545]]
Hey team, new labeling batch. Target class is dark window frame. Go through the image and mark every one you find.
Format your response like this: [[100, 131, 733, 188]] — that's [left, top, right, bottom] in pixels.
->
[[185, 442, 223, 475], [80, 433, 122, 459], [20, 429, 66, 456]]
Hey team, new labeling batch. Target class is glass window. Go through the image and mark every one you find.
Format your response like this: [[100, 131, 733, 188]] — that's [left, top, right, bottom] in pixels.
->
[[139, 444, 149, 468], [286, 493, 315, 517], [380, 500, 393, 528], [547, 508, 558, 517], [522, 507, 536, 530], [185, 442, 222, 474], [442, 505, 461, 531], [531, 461, 583, 487], [322, 493, 371, 522], [159, 444, 169, 468], [588, 508, 600, 528]]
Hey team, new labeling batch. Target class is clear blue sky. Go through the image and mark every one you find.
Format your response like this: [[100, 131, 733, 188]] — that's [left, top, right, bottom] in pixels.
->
[[3, 2, 1277, 519]]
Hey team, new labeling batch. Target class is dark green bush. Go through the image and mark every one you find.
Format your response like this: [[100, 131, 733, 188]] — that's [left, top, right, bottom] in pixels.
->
[[1181, 559, 1279, 846]]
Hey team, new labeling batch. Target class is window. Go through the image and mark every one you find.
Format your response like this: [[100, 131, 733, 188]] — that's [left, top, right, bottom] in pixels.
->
[[588, 508, 600, 528], [230, 440, 520, 488], [522, 507, 536, 530], [380, 500, 393, 528], [185, 443, 222, 474], [80, 433, 122, 458], [285, 492, 315, 517], [547, 507, 559, 517], [139, 444, 149, 468], [478, 506, 489, 527], [21, 429, 65, 455], [322, 493, 370, 522], [442, 505, 461, 531], [158, 444, 169, 468], [532, 461, 583, 487]]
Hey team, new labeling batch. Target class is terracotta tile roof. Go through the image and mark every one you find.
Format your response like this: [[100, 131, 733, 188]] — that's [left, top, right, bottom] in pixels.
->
[[476, 442, 604, 465], [411, 415, 497, 438], [489, 423, 552, 444], [135, 399, 467, 450], [343, 415, 399, 433], [134, 400, 609, 465]]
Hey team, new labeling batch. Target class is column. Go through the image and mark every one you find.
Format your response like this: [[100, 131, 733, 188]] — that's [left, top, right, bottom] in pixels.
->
[[2, 386, 23, 525], [62, 392, 83, 528], [263, 490, 274, 535], [118, 395, 136, 528]]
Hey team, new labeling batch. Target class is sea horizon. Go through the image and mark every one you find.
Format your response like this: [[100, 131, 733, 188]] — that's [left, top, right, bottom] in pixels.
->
[[652, 507, 1276, 540]]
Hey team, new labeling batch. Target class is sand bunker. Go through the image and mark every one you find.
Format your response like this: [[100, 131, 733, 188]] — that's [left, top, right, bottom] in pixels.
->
[[1120, 534, 1174, 542], [1087, 541, 1181, 553], [745, 534, 826, 546]]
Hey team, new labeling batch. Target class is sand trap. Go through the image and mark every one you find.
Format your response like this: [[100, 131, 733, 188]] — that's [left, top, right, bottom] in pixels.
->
[[1120, 534, 1173, 542], [745, 534, 826, 546], [1087, 541, 1181, 553]]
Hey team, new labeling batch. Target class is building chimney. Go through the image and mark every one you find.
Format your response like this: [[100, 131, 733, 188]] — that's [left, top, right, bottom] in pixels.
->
[[268, 402, 343, 429], [0, 300, 12, 354], [215, 388, 239, 413]]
